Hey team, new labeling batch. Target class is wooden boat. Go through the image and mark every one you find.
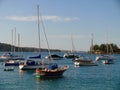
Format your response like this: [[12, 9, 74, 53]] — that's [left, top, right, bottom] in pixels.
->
[[35, 5, 69, 78], [36, 63, 69, 78]]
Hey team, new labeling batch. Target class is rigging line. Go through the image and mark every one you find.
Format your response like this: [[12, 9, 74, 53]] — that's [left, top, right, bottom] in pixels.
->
[[110, 44, 113, 54], [38, 5, 53, 63]]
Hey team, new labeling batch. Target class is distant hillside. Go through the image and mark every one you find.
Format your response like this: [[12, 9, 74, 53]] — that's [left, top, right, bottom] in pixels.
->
[[0, 42, 61, 52]]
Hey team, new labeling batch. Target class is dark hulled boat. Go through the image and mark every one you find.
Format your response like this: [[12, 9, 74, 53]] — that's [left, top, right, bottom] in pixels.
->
[[36, 63, 69, 78]]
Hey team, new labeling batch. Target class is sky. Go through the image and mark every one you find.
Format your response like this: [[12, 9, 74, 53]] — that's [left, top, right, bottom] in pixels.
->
[[0, 0, 120, 51]]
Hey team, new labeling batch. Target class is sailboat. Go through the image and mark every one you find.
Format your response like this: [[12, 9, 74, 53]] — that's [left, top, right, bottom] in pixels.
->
[[96, 54, 115, 61], [0, 52, 15, 62], [35, 5, 69, 78], [5, 32, 25, 66], [73, 55, 97, 66], [96, 44, 115, 64], [36, 63, 69, 78], [73, 34, 97, 66], [19, 5, 48, 70], [0, 29, 18, 62], [45, 54, 63, 60], [63, 35, 78, 59], [95, 32, 115, 64]]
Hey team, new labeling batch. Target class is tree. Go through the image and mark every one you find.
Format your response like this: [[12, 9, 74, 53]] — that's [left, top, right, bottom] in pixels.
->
[[93, 44, 99, 51], [91, 43, 120, 54]]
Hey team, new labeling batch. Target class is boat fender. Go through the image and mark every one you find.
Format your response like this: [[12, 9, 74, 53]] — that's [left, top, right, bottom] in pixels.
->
[[44, 68, 48, 71]]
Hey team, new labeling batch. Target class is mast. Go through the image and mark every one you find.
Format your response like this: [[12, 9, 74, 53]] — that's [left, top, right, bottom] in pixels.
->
[[11, 30, 13, 54], [106, 32, 109, 55], [38, 5, 53, 62], [71, 34, 75, 53], [18, 33, 20, 57], [90, 33, 94, 54], [14, 27, 16, 54], [37, 5, 41, 54]]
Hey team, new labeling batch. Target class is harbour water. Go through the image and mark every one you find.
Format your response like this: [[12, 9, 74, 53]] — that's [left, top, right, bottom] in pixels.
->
[[0, 52, 120, 90]]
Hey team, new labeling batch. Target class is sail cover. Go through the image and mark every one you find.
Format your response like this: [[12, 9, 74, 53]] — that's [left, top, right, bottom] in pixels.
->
[[48, 63, 58, 70], [29, 54, 41, 59]]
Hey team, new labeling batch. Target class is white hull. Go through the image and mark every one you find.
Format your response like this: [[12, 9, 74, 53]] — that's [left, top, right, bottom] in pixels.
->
[[0, 58, 10, 62], [0, 52, 21, 62], [102, 60, 114, 64], [73, 55, 97, 66], [74, 61, 97, 66], [19, 65, 44, 70], [96, 55, 115, 61]]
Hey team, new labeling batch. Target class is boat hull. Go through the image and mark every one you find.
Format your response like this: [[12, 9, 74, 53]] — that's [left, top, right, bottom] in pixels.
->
[[36, 70, 65, 78], [19, 65, 45, 70], [5, 63, 19, 66], [73, 59, 97, 66], [74, 61, 97, 66], [45, 54, 63, 60], [102, 59, 114, 64], [36, 65, 69, 78], [96, 55, 115, 61], [64, 53, 78, 59]]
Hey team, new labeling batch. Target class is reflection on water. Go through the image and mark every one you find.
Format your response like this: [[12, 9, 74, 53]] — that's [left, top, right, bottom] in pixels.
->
[[19, 69, 35, 76], [35, 76, 66, 90], [35, 76, 64, 82]]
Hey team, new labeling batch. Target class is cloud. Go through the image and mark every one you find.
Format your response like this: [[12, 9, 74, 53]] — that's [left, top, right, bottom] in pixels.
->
[[5, 16, 36, 21], [5, 15, 79, 22]]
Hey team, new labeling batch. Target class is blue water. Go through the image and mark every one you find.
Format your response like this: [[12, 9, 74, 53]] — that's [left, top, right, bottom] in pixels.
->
[[0, 52, 120, 90]]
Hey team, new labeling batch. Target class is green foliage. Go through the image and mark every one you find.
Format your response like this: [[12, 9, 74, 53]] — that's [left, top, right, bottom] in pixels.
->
[[92, 43, 120, 54]]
